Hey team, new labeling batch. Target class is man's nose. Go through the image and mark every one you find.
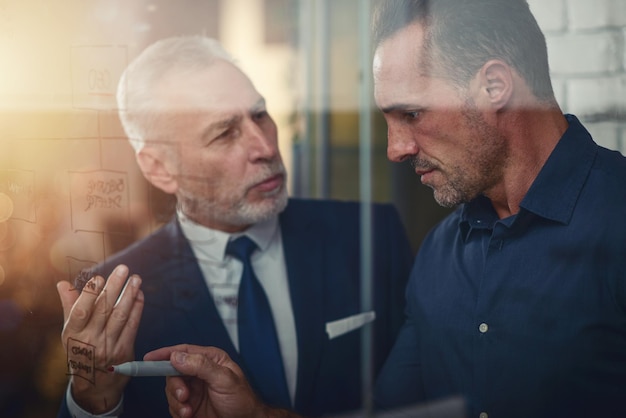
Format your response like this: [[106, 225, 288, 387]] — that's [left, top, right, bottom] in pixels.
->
[[387, 127, 419, 163], [247, 121, 278, 161]]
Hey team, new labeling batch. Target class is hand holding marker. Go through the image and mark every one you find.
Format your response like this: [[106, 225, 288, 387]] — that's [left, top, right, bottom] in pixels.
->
[[109, 361, 182, 376]]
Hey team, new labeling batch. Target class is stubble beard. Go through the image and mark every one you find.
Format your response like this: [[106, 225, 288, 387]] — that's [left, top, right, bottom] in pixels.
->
[[411, 156, 474, 208], [178, 161, 289, 228], [413, 103, 507, 208], [227, 180, 289, 225]]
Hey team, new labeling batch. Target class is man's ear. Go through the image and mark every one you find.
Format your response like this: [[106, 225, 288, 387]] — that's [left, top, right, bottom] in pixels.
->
[[135, 148, 178, 194], [472, 59, 513, 110]]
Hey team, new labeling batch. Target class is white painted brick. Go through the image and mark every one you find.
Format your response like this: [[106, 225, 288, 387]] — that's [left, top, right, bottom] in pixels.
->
[[582, 121, 620, 151], [528, 0, 566, 33], [566, 75, 626, 116], [568, 0, 626, 30], [546, 32, 622, 75]]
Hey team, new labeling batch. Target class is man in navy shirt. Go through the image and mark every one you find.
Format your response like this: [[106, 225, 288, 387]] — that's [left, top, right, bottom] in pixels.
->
[[371, 1, 626, 417], [147, 1, 626, 417]]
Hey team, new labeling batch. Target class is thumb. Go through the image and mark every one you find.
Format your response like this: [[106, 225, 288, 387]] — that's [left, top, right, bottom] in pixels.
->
[[171, 348, 244, 387], [56, 281, 79, 323], [171, 351, 220, 382]]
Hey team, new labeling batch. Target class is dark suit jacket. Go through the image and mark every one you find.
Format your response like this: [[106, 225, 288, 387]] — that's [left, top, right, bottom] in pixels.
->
[[58, 198, 413, 417]]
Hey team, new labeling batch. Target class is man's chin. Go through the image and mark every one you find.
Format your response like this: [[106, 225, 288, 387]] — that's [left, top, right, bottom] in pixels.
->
[[235, 192, 288, 224], [432, 189, 462, 208], [262, 191, 288, 215]]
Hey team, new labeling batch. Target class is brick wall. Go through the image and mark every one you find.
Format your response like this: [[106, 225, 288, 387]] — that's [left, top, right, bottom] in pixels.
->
[[528, 0, 626, 154]]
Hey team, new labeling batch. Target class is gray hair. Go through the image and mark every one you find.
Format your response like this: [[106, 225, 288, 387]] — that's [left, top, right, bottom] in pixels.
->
[[372, 0, 555, 102], [117, 36, 236, 152]]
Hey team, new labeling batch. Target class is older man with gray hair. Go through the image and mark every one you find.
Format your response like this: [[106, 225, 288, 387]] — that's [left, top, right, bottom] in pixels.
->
[[56, 35, 412, 418]]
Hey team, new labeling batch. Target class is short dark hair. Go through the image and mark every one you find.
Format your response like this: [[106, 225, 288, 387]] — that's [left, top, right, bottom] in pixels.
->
[[372, 0, 554, 101]]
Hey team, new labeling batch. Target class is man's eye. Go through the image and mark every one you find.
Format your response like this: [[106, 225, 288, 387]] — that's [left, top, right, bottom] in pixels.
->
[[253, 110, 268, 120], [216, 128, 234, 140], [405, 111, 420, 120]]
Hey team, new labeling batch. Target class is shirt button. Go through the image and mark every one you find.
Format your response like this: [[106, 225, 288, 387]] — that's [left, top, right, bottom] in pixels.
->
[[479, 323, 489, 333], [479, 413, 488, 418]]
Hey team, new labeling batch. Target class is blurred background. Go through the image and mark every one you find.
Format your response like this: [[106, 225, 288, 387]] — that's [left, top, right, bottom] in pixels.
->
[[0, 0, 624, 416]]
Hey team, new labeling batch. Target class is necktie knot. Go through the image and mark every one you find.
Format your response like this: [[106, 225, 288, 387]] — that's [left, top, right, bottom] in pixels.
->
[[226, 236, 257, 262]]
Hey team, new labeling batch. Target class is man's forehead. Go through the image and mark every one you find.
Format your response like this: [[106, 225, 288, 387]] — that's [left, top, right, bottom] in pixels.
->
[[374, 23, 426, 73], [153, 99, 266, 131], [374, 35, 422, 103], [205, 97, 266, 120]]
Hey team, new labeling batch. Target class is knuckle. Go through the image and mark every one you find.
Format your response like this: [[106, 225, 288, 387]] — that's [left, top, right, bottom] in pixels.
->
[[72, 306, 89, 320], [111, 308, 129, 322], [125, 317, 140, 331]]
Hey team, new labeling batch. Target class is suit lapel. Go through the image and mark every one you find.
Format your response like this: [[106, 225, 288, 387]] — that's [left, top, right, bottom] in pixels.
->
[[280, 201, 327, 410]]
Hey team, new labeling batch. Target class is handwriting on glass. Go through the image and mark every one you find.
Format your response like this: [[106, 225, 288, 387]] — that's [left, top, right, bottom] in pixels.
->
[[66, 338, 96, 384], [85, 178, 125, 211]]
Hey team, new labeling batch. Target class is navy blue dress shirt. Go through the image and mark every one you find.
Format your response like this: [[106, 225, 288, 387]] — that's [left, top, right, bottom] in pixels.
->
[[375, 115, 626, 418]]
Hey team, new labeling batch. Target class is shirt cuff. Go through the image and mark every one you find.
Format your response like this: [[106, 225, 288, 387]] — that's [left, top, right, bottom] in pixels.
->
[[65, 384, 124, 418]]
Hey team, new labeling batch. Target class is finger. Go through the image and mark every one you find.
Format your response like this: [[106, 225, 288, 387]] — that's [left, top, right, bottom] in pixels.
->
[[169, 402, 193, 418], [92, 265, 130, 329], [170, 350, 229, 382], [181, 345, 240, 370], [165, 377, 192, 418], [114, 289, 144, 346], [175, 404, 194, 418], [56, 281, 79, 322], [104, 275, 143, 343], [144, 344, 194, 361], [62, 275, 105, 333], [166, 376, 190, 403]]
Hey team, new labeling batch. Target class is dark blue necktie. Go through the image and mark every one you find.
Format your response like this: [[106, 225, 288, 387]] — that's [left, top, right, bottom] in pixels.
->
[[227, 236, 291, 408]]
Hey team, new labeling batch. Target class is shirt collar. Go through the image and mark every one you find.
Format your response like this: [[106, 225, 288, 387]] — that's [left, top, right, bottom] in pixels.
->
[[177, 209, 279, 261], [459, 195, 497, 241], [460, 114, 597, 235], [519, 114, 596, 224]]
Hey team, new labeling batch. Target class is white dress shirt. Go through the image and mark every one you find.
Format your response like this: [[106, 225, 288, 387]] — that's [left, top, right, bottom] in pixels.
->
[[66, 213, 298, 417], [178, 211, 298, 402]]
